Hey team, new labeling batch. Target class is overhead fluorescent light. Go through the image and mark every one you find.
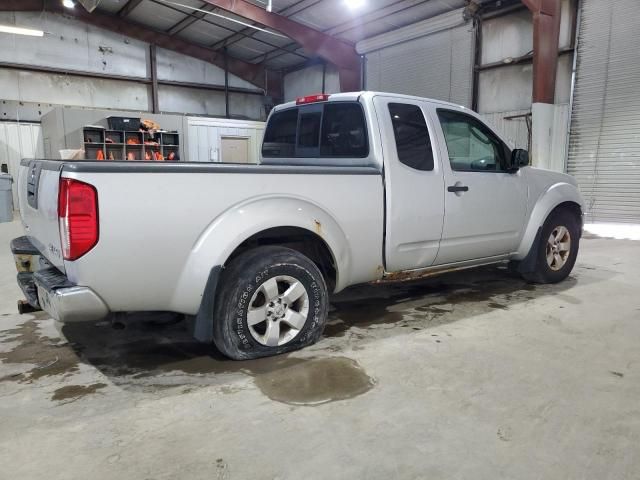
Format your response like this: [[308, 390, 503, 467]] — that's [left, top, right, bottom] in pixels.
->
[[156, 0, 287, 38], [345, 0, 365, 9], [63, 0, 75, 8], [0, 24, 44, 37]]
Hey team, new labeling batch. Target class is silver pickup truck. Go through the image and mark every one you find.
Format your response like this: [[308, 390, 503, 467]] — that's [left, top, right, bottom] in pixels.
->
[[11, 92, 584, 360]]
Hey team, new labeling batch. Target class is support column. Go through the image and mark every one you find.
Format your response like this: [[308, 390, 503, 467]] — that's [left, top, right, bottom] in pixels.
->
[[523, 0, 563, 171], [149, 44, 159, 114]]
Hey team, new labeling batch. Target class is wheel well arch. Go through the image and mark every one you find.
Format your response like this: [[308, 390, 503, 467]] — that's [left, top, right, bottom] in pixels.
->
[[226, 226, 338, 292], [550, 201, 583, 224]]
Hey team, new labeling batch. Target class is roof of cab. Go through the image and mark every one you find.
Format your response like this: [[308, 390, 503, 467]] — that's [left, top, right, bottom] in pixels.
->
[[271, 91, 470, 113]]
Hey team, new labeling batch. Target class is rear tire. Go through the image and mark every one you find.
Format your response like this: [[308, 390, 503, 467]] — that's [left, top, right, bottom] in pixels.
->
[[522, 209, 580, 284], [212, 246, 329, 360]]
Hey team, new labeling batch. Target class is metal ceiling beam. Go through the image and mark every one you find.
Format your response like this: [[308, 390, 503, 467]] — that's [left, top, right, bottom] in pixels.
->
[[199, 0, 361, 91], [209, 0, 321, 51], [166, 1, 214, 35], [2, 0, 283, 97], [151, 0, 308, 61], [117, 0, 144, 18], [245, 0, 433, 68], [522, 0, 562, 103]]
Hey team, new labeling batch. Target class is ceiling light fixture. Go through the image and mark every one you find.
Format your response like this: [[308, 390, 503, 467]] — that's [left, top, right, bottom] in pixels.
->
[[344, 0, 365, 9], [0, 24, 45, 37], [63, 0, 75, 8], [266, 0, 272, 13]]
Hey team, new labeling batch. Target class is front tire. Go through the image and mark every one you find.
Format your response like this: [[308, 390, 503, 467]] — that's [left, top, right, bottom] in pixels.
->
[[213, 246, 329, 360], [522, 209, 580, 284]]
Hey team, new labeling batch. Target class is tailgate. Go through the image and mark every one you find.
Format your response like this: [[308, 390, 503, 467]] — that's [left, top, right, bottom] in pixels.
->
[[18, 160, 65, 271]]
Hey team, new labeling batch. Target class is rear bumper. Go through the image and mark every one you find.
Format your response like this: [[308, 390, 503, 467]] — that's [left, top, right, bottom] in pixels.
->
[[12, 236, 109, 323]]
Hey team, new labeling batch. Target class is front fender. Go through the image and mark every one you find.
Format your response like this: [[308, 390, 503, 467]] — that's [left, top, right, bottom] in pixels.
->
[[514, 182, 585, 259], [169, 194, 350, 314]]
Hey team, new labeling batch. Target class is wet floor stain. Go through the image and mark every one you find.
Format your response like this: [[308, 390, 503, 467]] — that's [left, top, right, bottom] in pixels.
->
[[52, 383, 107, 402], [0, 318, 81, 383], [324, 266, 546, 338], [254, 356, 375, 406], [0, 265, 577, 401]]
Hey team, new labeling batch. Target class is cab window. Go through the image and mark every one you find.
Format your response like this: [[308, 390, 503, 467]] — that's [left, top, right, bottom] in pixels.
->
[[388, 103, 434, 171], [262, 102, 368, 158], [437, 109, 510, 172]]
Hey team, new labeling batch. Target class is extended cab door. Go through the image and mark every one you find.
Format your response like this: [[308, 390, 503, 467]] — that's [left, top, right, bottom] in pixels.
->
[[374, 96, 445, 272], [430, 107, 527, 265]]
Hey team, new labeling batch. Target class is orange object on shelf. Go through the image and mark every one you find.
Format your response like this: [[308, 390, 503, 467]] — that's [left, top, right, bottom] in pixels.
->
[[145, 150, 152, 161], [108, 151, 115, 161], [127, 152, 136, 161], [96, 150, 104, 161], [154, 151, 164, 161], [126, 138, 141, 145]]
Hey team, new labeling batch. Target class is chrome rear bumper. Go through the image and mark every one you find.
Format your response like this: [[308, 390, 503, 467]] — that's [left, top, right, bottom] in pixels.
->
[[12, 236, 109, 323]]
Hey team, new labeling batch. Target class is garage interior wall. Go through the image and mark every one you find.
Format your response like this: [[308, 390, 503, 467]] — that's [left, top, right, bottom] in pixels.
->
[[567, 0, 640, 223], [0, 11, 266, 121], [0, 122, 44, 207], [283, 64, 341, 103], [477, 0, 575, 156], [359, 9, 474, 108]]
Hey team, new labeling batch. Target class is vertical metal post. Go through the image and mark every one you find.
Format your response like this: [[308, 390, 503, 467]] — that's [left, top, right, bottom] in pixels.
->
[[224, 47, 230, 119], [522, 0, 562, 104], [149, 44, 159, 113], [321, 62, 326, 94], [471, 17, 482, 112]]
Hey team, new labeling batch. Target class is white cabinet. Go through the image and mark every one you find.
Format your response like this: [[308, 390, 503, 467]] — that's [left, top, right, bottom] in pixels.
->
[[186, 117, 265, 164]]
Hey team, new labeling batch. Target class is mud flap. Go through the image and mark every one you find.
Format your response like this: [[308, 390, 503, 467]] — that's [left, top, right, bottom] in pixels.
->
[[193, 265, 222, 343], [517, 227, 543, 274]]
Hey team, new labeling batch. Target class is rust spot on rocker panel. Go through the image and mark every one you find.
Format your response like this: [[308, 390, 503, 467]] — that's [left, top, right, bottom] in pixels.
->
[[377, 262, 510, 284]]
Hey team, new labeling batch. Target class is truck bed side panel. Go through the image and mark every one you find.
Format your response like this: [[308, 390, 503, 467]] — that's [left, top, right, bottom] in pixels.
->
[[61, 166, 384, 315]]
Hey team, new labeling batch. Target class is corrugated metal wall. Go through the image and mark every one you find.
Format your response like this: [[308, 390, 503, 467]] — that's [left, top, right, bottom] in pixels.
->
[[0, 122, 44, 207], [567, 0, 640, 223], [360, 10, 474, 108], [0, 11, 265, 121], [482, 109, 531, 150]]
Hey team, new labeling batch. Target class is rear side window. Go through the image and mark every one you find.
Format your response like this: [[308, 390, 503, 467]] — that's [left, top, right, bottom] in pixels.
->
[[262, 108, 298, 157], [388, 103, 434, 171], [262, 102, 368, 158], [320, 103, 368, 157]]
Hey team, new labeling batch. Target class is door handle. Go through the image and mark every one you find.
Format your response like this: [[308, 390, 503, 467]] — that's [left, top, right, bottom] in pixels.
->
[[447, 185, 469, 193]]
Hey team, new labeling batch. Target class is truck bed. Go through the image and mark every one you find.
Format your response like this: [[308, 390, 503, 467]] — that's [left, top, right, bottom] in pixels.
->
[[17, 159, 384, 315]]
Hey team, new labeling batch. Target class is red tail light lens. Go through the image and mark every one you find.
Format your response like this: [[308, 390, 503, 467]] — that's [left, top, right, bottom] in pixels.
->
[[58, 178, 99, 261]]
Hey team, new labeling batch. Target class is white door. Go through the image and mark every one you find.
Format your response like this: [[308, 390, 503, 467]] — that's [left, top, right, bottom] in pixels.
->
[[374, 96, 445, 272], [430, 107, 527, 265], [221, 137, 250, 163]]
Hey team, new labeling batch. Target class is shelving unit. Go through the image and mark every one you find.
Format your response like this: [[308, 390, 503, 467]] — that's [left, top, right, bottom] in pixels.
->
[[82, 126, 180, 161]]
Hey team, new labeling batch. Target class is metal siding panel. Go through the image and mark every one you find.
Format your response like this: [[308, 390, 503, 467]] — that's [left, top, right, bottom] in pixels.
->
[[567, 0, 640, 222], [0, 122, 43, 207], [364, 24, 473, 107]]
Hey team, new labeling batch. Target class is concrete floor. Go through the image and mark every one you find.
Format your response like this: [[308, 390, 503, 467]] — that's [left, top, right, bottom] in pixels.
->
[[1, 219, 639, 480]]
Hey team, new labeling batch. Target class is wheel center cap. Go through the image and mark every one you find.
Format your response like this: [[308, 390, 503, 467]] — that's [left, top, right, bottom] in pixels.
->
[[273, 305, 285, 317]]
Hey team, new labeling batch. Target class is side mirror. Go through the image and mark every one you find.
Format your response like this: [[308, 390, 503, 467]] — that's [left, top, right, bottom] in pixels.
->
[[510, 149, 529, 171]]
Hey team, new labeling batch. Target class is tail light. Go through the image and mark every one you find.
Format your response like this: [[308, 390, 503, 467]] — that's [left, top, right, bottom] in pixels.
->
[[296, 93, 330, 105], [58, 178, 99, 260]]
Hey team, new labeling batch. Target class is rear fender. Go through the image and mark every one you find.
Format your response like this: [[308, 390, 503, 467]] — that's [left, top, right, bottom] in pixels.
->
[[170, 195, 350, 314], [515, 182, 584, 259]]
